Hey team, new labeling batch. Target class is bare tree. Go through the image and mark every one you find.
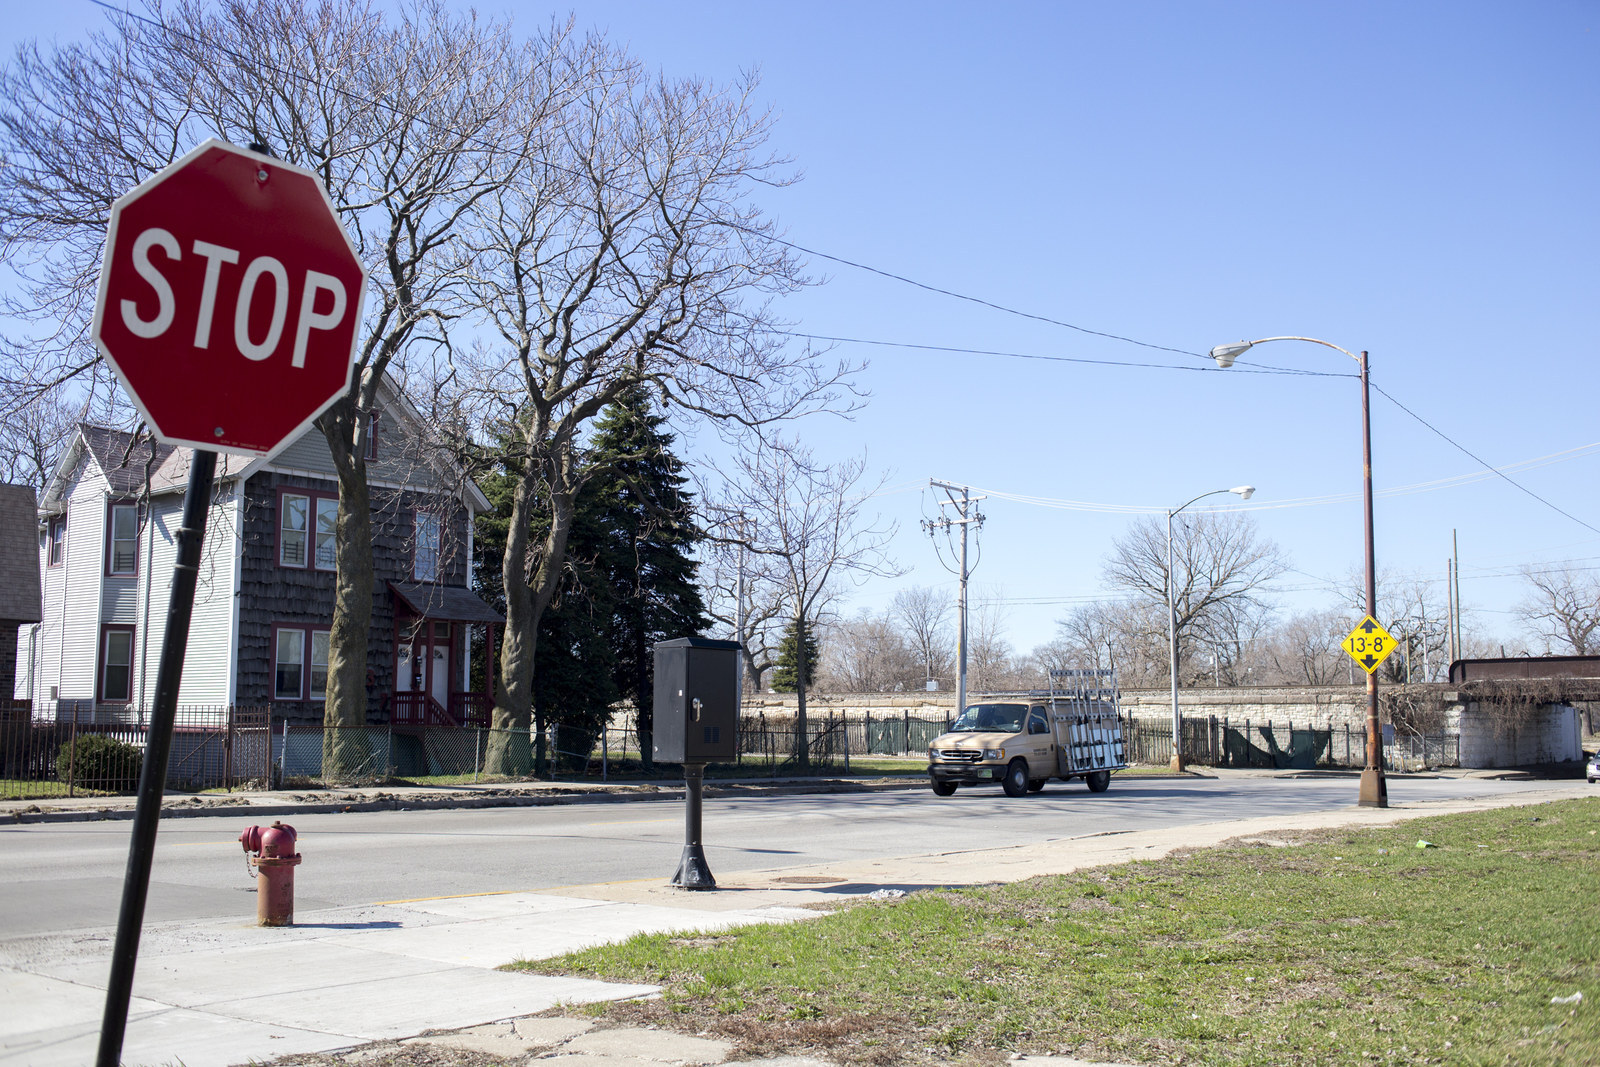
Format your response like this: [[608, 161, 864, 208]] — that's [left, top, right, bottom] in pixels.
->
[[711, 439, 897, 768], [891, 584, 953, 689], [967, 593, 1014, 693], [0, 0, 532, 776], [1103, 512, 1288, 685], [1260, 609, 1349, 685], [816, 608, 919, 693], [454, 46, 858, 773], [699, 529, 787, 692], [1334, 568, 1454, 683], [1515, 563, 1600, 655], [1193, 596, 1277, 686]]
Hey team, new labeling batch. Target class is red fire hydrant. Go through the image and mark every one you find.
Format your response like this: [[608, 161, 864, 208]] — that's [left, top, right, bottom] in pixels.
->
[[240, 821, 301, 926]]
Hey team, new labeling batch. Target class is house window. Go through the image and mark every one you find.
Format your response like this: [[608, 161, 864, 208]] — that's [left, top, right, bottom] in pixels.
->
[[314, 497, 338, 570], [107, 502, 140, 575], [275, 628, 305, 699], [310, 631, 331, 699], [274, 625, 331, 700], [413, 511, 440, 582], [100, 626, 135, 703], [47, 514, 66, 567], [278, 488, 339, 570], [280, 494, 308, 567], [364, 409, 381, 461]]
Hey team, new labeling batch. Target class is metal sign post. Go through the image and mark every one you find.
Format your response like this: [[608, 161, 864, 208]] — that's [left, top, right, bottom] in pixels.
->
[[95, 450, 215, 1067], [670, 763, 716, 890], [89, 138, 367, 1065]]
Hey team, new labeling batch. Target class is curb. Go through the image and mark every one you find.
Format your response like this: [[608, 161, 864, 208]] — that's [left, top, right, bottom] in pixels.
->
[[1, 775, 932, 825]]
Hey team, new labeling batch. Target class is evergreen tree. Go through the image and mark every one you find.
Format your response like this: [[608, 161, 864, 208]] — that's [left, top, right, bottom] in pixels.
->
[[583, 387, 709, 766], [771, 616, 821, 692], [472, 388, 707, 773]]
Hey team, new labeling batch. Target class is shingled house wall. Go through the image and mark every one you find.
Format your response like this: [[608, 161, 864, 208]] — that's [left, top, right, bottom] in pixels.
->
[[236, 471, 471, 724]]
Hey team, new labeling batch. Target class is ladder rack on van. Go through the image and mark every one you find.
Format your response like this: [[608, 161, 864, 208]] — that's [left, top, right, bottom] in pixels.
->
[[1046, 669, 1128, 773]]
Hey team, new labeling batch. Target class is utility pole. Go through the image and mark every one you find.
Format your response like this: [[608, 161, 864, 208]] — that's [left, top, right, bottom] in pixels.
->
[[924, 481, 985, 719]]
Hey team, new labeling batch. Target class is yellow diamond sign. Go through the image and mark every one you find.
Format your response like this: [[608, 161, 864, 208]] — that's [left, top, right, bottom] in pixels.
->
[[1342, 616, 1397, 674]]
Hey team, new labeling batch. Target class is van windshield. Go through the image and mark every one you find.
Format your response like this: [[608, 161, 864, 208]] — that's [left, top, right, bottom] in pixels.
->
[[950, 703, 1027, 733]]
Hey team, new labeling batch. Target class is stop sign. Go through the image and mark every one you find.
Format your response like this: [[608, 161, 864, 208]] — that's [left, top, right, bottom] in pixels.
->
[[92, 139, 366, 458]]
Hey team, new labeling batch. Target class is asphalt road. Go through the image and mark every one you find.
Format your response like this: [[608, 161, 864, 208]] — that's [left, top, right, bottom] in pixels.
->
[[0, 773, 1570, 941]]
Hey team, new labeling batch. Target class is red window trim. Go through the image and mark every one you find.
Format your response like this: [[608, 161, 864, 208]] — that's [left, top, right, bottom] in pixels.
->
[[275, 486, 340, 572], [98, 624, 137, 704], [46, 510, 67, 568], [104, 500, 142, 577], [271, 623, 332, 701]]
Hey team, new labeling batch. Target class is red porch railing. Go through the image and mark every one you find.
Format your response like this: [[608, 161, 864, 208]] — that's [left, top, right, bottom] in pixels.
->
[[450, 693, 492, 728], [392, 692, 492, 728], [391, 692, 456, 727]]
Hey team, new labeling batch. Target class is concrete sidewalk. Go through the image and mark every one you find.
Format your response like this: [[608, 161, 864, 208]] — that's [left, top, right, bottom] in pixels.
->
[[2, 778, 1588, 1067]]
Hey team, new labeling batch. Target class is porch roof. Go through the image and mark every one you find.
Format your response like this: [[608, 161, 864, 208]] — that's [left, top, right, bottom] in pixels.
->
[[388, 581, 504, 625]]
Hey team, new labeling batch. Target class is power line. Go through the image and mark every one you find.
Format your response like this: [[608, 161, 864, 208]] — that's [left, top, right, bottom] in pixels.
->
[[780, 331, 1350, 378], [34, 4, 1597, 543], [1368, 381, 1600, 538], [61, 0, 1306, 384]]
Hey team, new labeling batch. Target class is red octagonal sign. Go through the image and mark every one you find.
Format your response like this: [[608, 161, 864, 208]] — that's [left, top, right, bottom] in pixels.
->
[[93, 139, 367, 458]]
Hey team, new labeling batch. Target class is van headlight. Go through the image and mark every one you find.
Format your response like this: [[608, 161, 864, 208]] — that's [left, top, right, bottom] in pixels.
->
[[983, 748, 1003, 760]]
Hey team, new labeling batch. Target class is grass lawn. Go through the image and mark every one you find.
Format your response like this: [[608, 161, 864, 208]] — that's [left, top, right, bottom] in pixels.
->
[[516, 797, 1600, 1066], [0, 779, 122, 800]]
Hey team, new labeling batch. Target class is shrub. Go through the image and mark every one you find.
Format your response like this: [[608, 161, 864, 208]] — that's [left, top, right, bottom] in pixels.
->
[[57, 734, 144, 792]]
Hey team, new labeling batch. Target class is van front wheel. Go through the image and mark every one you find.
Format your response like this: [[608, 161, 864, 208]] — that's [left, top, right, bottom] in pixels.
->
[[930, 778, 957, 797], [1002, 759, 1030, 797]]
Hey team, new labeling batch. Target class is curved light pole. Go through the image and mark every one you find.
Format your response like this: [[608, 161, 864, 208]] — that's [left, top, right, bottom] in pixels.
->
[[1210, 336, 1386, 808], [1167, 485, 1255, 772]]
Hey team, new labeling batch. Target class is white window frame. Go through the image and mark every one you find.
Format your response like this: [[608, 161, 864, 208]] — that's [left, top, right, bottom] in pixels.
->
[[107, 502, 140, 576], [309, 631, 331, 699], [100, 627, 135, 703], [413, 511, 441, 582], [279, 493, 309, 568], [274, 628, 306, 700], [313, 497, 338, 572]]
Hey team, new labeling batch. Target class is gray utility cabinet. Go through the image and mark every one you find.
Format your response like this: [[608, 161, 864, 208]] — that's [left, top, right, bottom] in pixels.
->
[[652, 637, 741, 764]]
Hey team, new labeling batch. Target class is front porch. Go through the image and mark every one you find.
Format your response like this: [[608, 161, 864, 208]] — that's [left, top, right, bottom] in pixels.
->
[[388, 581, 504, 730]]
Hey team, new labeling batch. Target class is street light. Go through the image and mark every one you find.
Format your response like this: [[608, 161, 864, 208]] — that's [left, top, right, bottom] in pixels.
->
[[1209, 336, 1386, 808], [1167, 485, 1254, 772]]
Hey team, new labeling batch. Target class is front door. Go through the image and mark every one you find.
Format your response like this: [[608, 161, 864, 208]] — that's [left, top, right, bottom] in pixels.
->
[[397, 620, 454, 711], [430, 621, 452, 709]]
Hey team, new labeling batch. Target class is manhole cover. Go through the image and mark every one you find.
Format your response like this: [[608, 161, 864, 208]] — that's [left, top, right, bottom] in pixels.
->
[[774, 875, 842, 884]]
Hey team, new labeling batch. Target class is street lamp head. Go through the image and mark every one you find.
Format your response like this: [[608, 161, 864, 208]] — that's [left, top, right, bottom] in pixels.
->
[[1230, 485, 1255, 500], [1210, 341, 1253, 368]]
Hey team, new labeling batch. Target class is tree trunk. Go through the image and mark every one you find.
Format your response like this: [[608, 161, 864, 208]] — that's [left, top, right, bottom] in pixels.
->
[[321, 400, 374, 781], [636, 624, 653, 773], [794, 614, 809, 771], [485, 456, 575, 775]]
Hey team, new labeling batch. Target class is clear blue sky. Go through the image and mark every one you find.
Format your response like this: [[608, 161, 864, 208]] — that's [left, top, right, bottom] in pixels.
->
[[8, 1, 1598, 654]]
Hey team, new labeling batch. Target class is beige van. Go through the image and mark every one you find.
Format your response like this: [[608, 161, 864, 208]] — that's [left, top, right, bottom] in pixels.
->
[[927, 671, 1128, 797]]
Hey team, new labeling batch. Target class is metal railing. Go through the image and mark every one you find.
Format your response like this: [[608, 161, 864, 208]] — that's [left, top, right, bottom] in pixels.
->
[[1, 702, 273, 799]]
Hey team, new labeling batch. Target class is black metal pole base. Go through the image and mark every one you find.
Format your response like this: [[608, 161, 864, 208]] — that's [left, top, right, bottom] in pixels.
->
[[670, 844, 717, 890], [669, 763, 716, 890]]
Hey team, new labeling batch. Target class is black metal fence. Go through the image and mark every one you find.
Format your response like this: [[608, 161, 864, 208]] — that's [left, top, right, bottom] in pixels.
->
[[1125, 714, 1458, 771], [1, 702, 273, 799], [2, 701, 1464, 799]]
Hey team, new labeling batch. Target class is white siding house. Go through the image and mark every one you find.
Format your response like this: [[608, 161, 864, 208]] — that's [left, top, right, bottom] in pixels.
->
[[22, 377, 497, 726]]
